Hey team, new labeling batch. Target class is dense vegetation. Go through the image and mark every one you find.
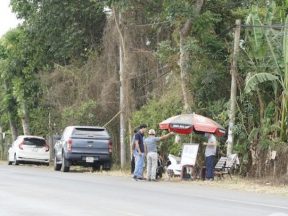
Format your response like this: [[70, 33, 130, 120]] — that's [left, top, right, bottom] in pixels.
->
[[0, 0, 287, 178]]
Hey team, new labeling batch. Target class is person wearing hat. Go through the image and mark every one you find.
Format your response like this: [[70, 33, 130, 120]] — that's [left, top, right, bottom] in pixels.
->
[[144, 129, 174, 181]]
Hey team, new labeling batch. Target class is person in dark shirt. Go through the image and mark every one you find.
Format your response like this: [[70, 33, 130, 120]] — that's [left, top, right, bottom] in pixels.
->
[[132, 124, 147, 180]]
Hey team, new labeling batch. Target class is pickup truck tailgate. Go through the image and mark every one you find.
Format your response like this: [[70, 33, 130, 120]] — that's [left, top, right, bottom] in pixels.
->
[[71, 137, 109, 154]]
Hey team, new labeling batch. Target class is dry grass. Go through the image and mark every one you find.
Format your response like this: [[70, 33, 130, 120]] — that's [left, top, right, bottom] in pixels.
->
[[194, 176, 288, 196], [91, 169, 288, 196]]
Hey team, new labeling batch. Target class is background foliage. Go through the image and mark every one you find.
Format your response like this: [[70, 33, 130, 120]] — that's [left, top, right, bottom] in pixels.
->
[[0, 0, 287, 177]]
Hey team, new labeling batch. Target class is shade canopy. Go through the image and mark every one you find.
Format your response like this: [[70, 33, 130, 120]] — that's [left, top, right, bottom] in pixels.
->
[[159, 113, 225, 137]]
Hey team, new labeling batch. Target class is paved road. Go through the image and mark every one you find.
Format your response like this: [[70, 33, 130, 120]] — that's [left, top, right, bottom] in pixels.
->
[[0, 164, 287, 216]]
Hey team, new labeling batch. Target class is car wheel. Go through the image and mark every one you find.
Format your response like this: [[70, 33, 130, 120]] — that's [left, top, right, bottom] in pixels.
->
[[13, 154, 19, 165], [61, 154, 70, 172], [8, 160, 12, 165], [54, 155, 61, 171]]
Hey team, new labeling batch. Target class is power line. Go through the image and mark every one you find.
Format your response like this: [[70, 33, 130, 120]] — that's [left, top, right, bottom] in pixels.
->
[[241, 24, 288, 29], [130, 21, 170, 27]]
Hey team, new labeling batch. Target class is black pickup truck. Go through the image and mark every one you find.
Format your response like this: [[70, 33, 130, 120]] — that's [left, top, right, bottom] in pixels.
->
[[54, 126, 112, 172]]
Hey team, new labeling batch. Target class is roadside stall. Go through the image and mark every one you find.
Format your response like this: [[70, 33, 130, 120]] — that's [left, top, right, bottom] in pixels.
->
[[159, 113, 226, 180]]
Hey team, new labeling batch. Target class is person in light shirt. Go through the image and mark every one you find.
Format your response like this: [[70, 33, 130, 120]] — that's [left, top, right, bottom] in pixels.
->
[[203, 133, 217, 181], [144, 129, 174, 181]]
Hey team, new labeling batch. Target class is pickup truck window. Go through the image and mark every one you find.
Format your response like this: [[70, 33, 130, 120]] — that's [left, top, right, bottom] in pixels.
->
[[72, 128, 109, 137]]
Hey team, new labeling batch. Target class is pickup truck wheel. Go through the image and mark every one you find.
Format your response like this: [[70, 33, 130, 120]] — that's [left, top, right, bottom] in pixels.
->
[[61, 154, 70, 172], [54, 155, 61, 171]]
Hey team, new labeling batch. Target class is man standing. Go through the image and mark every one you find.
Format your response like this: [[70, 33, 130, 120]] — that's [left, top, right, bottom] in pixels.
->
[[133, 124, 147, 180], [204, 133, 217, 180], [144, 129, 174, 181]]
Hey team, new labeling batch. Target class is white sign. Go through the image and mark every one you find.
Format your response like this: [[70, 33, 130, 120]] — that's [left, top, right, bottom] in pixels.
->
[[180, 143, 199, 166], [271, 151, 277, 160]]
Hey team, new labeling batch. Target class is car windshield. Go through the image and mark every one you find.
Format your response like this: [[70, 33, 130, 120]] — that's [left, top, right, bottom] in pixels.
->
[[24, 138, 46, 147], [72, 128, 109, 137]]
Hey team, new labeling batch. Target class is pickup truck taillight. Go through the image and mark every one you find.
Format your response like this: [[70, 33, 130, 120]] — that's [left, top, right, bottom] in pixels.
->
[[67, 139, 73, 152], [108, 140, 112, 153]]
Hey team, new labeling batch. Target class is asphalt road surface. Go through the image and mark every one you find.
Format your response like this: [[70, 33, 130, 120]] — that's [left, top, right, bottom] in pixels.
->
[[0, 164, 288, 216]]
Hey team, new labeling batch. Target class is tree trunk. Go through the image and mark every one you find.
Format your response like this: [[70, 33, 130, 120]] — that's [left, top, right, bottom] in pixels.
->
[[178, 0, 203, 113], [4, 81, 18, 141], [21, 101, 30, 135], [226, 20, 241, 156], [179, 34, 192, 113], [249, 139, 259, 177], [8, 111, 18, 141], [257, 89, 265, 124]]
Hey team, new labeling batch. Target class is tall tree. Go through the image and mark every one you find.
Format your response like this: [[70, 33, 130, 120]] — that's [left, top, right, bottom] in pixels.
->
[[10, 0, 106, 65], [179, 0, 204, 112], [1, 29, 34, 135], [0, 37, 19, 140]]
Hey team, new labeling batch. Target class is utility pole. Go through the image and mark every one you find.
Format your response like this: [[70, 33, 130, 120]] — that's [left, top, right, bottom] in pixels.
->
[[114, 8, 127, 168], [226, 19, 241, 156], [119, 43, 126, 168]]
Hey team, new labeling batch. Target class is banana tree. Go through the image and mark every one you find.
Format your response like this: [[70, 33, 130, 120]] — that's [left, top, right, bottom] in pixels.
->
[[244, 5, 287, 142], [280, 15, 288, 141]]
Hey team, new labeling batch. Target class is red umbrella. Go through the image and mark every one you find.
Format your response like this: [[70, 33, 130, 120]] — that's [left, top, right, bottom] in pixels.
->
[[159, 113, 225, 136]]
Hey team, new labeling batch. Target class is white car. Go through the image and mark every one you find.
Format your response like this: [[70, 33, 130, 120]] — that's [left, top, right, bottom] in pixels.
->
[[8, 135, 50, 165]]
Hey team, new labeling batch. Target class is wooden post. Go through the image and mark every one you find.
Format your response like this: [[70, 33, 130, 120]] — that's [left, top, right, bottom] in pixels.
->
[[119, 43, 126, 168], [226, 20, 241, 156], [114, 9, 127, 168]]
